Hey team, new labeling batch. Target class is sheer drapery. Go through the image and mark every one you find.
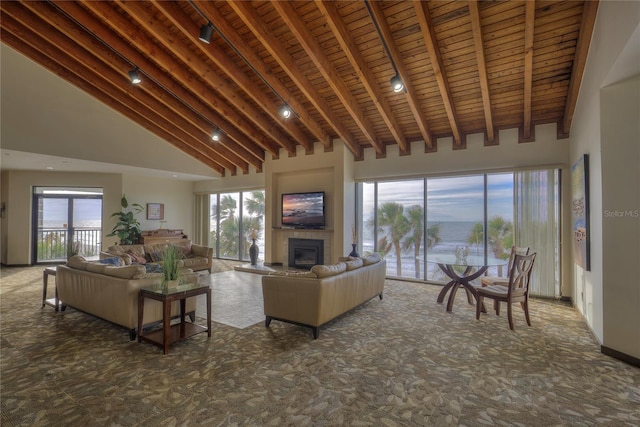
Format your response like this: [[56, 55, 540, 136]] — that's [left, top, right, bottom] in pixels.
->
[[193, 194, 210, 246], [514, 170, 560, 298]]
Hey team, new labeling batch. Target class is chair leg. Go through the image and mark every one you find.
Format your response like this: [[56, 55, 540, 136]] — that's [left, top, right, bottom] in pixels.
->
[[476, 295, 483, 320], [495, 301, 500, 316], [507, 303, 514, 330], [523, 300, 531, 326]]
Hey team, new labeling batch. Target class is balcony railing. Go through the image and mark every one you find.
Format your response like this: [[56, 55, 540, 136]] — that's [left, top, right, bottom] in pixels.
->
[[37, 227, 101, 262]]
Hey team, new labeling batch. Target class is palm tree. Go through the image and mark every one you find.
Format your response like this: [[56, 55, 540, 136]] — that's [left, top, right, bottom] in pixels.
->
[[376, 202, 410, 276], [218, 195, 238, 258], [466, 215, 514, 260], [245, 191, 265, 220], [426, 222, 442, 251], [403, 205, 424, 279]]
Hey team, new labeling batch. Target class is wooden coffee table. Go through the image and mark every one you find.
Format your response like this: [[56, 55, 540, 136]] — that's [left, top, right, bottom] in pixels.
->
[[137, 281, 211, 354]]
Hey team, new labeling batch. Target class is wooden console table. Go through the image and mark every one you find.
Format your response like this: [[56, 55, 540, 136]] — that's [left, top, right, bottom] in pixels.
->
[[138, 229, 188, 245]]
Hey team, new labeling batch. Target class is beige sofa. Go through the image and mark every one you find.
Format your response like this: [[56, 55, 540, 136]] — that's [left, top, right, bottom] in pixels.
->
[[56, 256, 197, 340], [261, 254, 386, 339], [101, 241, 213, 273]]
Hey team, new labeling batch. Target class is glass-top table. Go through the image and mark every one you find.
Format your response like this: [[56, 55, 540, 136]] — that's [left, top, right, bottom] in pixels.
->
[[426, 254, 507, 312]]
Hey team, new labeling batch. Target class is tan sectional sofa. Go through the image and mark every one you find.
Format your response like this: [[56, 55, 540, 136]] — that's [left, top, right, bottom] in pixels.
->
[[56, 255, 197, 340], [101, 241, 213, 273], [261, 254, 386, 339]]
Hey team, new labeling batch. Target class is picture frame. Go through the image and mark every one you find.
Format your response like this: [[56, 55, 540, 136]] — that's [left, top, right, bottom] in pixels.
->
[[571, 154, 590, 271], [147, 203, 164, 220]]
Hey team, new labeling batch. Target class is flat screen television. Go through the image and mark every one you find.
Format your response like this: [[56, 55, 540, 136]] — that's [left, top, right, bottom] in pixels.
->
[[281, 191, 325, 229]]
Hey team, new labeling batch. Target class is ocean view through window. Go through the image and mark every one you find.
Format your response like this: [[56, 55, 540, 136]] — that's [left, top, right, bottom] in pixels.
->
[[357, 171, 557, 292]]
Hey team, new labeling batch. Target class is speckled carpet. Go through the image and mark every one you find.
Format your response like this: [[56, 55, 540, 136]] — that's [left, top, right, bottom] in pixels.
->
[[1, 264, 639, 426]]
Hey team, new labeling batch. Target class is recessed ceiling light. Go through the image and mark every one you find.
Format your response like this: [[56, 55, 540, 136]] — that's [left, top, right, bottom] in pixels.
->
[[46, 166, 54, 170]]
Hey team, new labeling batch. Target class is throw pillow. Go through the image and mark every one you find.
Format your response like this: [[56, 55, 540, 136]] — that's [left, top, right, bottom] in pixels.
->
[[127, 250, 147, 265], [145, 264, 164, 274], [98, 257, 121, 266]]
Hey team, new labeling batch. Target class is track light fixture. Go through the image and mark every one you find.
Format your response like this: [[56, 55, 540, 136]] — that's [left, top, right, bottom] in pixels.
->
[[211, 128, 221, 141], [279, 105, 292, 119], [128, 68, 141, 84], [199, 22, 213, 44], [390, 74, 404, 93]]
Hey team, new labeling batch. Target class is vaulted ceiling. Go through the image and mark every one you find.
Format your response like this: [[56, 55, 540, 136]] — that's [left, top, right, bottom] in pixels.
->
[[0, 1, 598, 177]]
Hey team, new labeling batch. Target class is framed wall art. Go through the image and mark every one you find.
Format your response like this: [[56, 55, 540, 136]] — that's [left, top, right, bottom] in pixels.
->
[[571, 154, 590, 271], [147, 203, 164, 220]]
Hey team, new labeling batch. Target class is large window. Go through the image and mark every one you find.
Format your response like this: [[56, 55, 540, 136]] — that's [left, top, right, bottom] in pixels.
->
[[356, 170, 560, 297], [209, 190, 265, 261]]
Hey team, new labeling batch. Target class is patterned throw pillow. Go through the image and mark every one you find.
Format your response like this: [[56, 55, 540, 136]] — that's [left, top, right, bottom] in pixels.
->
[[98, 257, 121, 266], [127, 250, 147, 265]]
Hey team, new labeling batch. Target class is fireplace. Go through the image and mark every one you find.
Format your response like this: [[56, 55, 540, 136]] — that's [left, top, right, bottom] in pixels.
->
[[288, 238, 324, 270]]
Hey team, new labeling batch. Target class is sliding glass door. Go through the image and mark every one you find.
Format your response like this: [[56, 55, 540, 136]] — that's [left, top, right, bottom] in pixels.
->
[[356, 169, 560, 297], [33, 187, 103, 263], [209, 190, 265, 261]]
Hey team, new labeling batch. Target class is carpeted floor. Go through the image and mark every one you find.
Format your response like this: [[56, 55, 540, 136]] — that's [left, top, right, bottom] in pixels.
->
[[1, 264, 639, 426]]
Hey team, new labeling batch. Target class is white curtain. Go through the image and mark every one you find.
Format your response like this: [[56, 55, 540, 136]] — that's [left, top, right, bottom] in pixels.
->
[[193, 194, 210, 247], [514, 169, 560, 298]]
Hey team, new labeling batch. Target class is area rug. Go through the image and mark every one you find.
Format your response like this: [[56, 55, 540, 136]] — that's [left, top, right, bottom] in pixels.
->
[[197, 270, 265, 329]]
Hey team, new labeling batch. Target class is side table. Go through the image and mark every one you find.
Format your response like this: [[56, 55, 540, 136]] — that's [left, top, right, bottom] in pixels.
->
[[42, 266, 60, 311], [137, 281, 211, 354]]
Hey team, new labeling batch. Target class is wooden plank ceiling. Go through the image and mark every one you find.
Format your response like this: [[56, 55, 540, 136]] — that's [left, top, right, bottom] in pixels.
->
[[0, 0, 598, 177]]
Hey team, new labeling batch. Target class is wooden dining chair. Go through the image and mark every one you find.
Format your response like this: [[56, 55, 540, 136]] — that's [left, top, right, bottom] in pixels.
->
[[480, 246, 530, 287], [475, 252, 537, 330]]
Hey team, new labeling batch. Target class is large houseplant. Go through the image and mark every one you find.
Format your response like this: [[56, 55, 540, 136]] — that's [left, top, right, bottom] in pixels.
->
[[107, 194, 144, 245]]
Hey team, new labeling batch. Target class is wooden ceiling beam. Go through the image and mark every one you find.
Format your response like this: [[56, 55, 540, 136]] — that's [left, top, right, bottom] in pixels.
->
[[152, 0, 313, 154], [197, 2, 331, 151], [62, 1, 269, 165], [23, 1, 250, 173], [111, 0, 299, 156], [523, 0, 535, 141], [468, 0, 496, 144], [1, 4, 231, 176], [273, 1, 385, 156], [317, 0, 409, 155], [228, 0, 363, 159], [414, 1, 463, 148], [366, 1, 434, 152], [562, 0, 599, 137]]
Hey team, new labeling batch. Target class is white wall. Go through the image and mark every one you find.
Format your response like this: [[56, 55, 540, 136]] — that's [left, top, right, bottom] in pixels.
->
[[0, 170, 196, 265], [569, 0, 640, 358], [0, 170, 121, 265]]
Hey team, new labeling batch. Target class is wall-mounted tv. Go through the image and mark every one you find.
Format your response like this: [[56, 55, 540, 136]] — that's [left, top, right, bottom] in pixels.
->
[[281, 191, 325, 229]]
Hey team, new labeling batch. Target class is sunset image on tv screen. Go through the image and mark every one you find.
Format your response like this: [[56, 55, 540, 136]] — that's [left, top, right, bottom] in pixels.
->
[[282, 192, 324, 226]]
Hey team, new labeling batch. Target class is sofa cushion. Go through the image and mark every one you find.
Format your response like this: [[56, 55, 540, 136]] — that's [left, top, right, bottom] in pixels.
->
[[311, 262, 347, 278], [361, 253, 382, 265], [98, 257, 121, 266], [103, 265, 147, 279], [344, 258, 363, 271], [67, 255, 89, 270], [269, 270, 318, 278], [146, 251, 163, 263], [86, 263, 109, 274]]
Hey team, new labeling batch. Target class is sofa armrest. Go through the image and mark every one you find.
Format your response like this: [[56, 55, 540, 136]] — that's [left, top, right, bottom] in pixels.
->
[[191, 244, 212, 259]]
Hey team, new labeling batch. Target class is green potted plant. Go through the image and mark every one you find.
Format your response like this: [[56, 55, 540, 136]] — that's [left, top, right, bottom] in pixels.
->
[[162, 245, 182, 288], [107, 194, 144, 245]]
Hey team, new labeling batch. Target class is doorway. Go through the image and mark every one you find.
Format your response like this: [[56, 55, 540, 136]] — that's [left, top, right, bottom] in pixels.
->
[[32, 187, 103, 264]]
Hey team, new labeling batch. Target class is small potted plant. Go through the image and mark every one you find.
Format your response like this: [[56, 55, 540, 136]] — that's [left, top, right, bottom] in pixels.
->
[[162, 245, 182, 288]]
